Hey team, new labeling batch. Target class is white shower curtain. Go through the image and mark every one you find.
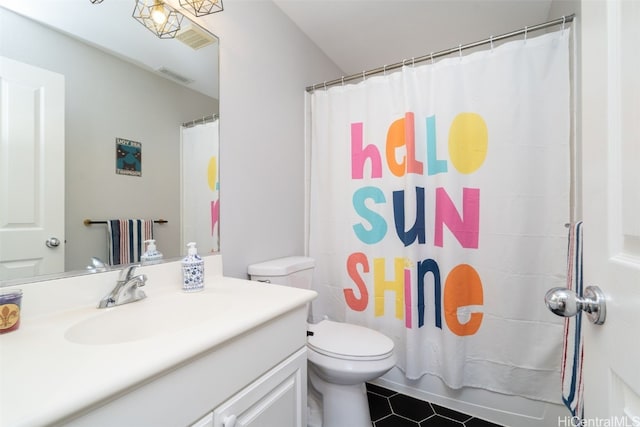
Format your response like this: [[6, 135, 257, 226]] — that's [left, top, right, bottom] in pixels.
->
[[307, 30, 570, 403], [181, 119, 220, 254]]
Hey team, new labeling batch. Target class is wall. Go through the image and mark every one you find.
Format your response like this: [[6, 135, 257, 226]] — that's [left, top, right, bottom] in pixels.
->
[[0, 8, 218, 270], [188, 0, 343, 278]]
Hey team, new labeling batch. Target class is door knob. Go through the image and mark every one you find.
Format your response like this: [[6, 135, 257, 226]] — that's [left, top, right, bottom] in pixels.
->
[[544, 285, 606, 325], [45, 237, 61, 248]]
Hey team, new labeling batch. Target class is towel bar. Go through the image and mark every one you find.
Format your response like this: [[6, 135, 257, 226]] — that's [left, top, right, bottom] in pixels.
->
[[84, 219, 168, 226]]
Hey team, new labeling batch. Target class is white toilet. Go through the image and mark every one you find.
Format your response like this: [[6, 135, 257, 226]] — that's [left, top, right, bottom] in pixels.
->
[[248, 256, 396, 427]]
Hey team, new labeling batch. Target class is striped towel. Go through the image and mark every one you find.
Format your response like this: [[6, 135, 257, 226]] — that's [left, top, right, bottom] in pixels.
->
[[107, 219, 154, 265], [561, 221, 584, 419]]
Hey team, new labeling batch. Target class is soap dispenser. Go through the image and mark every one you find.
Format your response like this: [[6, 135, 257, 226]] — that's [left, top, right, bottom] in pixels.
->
[[141, 239, 163, 265], [182, 242, 204, 292]]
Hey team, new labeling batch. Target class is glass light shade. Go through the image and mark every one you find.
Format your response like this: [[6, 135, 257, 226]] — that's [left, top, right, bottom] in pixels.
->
[[132, 0, 184, 39], [89, 0, 105, 3], [151, 4, 168, 25], [179, 0, 223, 17]]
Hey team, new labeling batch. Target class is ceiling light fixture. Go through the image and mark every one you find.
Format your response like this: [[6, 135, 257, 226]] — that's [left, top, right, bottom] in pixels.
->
[[89, 0, 104, 3], [132, 0, 184, 39], [179, 0, 223, 17]]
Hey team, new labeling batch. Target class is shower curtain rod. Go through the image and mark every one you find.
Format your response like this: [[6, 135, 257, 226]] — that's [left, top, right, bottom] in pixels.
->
[[306, 14, 575, 93], [182, 113, 219, 128]]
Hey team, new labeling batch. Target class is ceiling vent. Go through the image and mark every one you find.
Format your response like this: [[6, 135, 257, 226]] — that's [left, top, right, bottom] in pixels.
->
[[156, 67, 194, 85], [175, 24, 217, 50]]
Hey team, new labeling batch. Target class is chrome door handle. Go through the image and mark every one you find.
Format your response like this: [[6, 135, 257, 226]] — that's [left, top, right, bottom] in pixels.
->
[[46, 237, 61, 248], [544, 285, 606, 325]]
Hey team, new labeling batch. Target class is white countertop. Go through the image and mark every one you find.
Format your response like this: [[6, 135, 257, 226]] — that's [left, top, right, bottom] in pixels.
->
[[0, 255, 316, 427]]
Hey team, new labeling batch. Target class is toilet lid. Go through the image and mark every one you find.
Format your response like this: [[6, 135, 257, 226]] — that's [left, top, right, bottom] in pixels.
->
[[307, 320, 394, 361]]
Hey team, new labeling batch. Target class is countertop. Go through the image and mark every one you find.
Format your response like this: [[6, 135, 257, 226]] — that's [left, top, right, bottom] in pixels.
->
[[0, 255, 316, 426]]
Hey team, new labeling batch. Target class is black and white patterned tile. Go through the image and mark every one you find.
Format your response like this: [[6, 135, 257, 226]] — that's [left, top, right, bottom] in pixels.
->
[[367, 383, 504, 427]]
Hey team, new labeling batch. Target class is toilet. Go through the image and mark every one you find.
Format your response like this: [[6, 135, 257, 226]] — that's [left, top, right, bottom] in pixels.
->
[[248, 256, 396, 427]]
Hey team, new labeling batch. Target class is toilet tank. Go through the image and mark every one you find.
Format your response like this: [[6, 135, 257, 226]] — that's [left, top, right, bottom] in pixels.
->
[[247, 256, 315, 290]]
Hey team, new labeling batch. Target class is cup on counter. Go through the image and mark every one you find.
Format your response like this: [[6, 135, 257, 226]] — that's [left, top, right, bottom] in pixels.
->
[[0, 289, 23, 334]]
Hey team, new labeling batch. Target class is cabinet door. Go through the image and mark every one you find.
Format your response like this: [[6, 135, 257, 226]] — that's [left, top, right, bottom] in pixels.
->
[[213, 348, 307, 427], [191, 412, 214, 427]]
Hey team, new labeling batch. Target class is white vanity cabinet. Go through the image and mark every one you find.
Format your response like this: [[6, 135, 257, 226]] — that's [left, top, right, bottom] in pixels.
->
[[59, 306, 309, 427], [191, 413, 215, 427], [0, 258, 316, 427], [192, 347, 306, 427]]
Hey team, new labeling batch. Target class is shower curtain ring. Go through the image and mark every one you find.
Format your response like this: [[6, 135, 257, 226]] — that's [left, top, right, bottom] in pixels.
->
[[430, 52, 434, 65], [562, 16, 566, 31], [341, 76, 345, 86], [383, 64, 387, 76], [524, 26, 528, 42], [362, 71, 366, 81], [490, 36, 494, 52], [458, 44, 462, 59], [412, 57, 415, 67]]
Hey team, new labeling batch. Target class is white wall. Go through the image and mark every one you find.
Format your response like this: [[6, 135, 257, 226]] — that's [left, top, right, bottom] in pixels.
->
[[189, 0, 343, 278]]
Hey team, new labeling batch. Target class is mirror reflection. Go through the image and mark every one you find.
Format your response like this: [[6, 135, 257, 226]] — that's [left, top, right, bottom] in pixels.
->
[[0, 0, 220, 284]]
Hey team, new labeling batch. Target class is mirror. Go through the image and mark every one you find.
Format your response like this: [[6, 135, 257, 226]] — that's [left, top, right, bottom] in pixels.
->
[[0, 0, 219, 284]]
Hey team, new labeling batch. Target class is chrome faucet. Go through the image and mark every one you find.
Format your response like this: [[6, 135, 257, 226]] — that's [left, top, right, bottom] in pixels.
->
[[86, 256, 109, 273], [98, 264, 147, 308]]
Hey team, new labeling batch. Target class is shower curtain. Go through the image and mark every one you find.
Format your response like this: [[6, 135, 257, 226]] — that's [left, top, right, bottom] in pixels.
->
[[181, 119, 220, 254], [307, 30, 570, 403]]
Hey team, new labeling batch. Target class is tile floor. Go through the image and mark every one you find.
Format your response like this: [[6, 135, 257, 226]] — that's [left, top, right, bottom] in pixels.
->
[[366, 383, 504, 427]]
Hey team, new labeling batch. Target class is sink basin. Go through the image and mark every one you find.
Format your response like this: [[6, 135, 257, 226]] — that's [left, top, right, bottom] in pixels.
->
[[65, 291, 230, 345]]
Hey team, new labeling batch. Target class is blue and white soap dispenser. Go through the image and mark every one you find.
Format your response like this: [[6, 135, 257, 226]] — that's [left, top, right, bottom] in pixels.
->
[[182, 242, 204, 292], [141, 239, 163, 265]]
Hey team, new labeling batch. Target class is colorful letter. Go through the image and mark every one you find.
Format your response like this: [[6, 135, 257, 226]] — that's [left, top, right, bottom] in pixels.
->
[[352, 187, 388, 244], [345, 252, 370, 311], [386, 113, 423, 177], [434, 187, 480, 249], [351, 122, 382, 179], [210, 199, 219, 236], [374, 257, 405, 319], [416, 259, 442, 329], [404, 263, 413, 328], [392, 187, 426, 246], [443, 264, 484, 336], [426, 115, 448, 175], [207, 156, 218, 191], [448, 112, 488, 175]]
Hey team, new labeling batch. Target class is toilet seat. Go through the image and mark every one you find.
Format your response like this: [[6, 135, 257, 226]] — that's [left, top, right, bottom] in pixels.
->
[[307, 320, 394, 361]]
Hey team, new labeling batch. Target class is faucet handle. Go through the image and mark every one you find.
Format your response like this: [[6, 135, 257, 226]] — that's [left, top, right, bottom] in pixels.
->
[[118, 264, 140, 282]]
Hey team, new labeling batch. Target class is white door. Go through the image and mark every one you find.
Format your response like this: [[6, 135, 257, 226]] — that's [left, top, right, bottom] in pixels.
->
[[581, 0, 640, 422], [0, 56, 65, 280]]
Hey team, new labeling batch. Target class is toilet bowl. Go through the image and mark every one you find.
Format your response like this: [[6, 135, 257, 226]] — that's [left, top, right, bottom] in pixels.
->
[[248, 256, 396, 427], [306, 319, 396, 427]]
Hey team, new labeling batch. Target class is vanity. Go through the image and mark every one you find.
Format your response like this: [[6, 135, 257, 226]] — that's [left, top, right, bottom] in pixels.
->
[[0, 255, 317, 427]]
